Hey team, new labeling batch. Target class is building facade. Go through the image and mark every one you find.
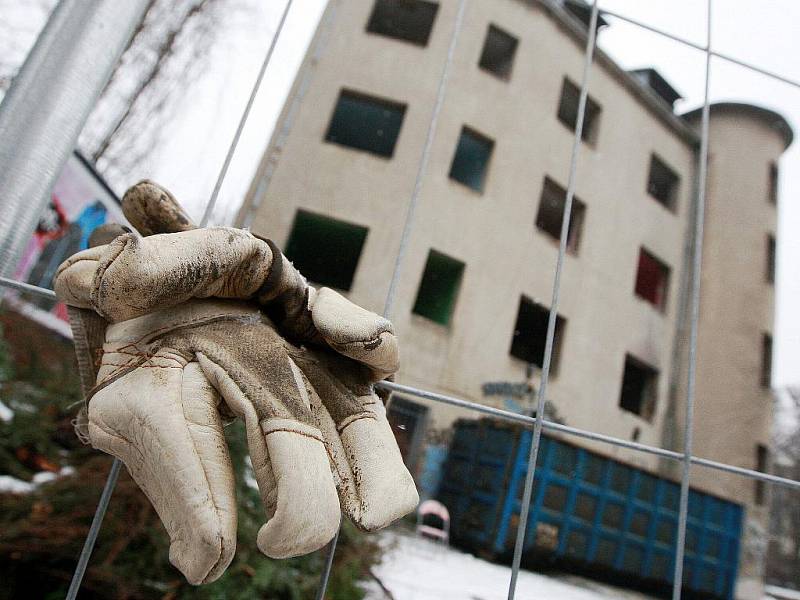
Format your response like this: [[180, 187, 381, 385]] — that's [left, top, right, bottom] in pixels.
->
[[236, 1, 791, 597]]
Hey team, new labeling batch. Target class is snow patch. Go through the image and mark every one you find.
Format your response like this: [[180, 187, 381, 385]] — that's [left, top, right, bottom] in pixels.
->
[[765, 585, 800, 600], [0, 466, 76, 494], [243, 455, 258, 490], [0, 398, 13, 422], [0, 475, 35, 494], [367, 531, 658, 600]]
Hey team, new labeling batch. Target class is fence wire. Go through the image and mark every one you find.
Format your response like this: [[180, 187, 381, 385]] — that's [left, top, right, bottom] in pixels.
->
[[672, 2, 712, 596], [317, 0, 470, 596], [377, 381, 800, 491], [200, 0, 293, 227], [0, 1, 797, 599], [599, 7, 800, 90], [62, 3, 296, 595], [64, 459, 121, 600], [509, 2, 599, 598]]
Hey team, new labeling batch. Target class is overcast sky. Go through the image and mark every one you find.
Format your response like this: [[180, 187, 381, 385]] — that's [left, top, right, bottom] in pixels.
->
[[58, 0, 797, 388]]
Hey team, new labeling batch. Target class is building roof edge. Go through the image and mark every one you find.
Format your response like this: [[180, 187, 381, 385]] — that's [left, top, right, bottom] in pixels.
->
[[530, 0, 701, 146], [682, 102, 794, 150]]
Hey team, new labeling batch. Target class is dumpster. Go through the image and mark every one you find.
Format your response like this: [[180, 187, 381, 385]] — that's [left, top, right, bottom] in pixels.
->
[[437, 419, 743, 599]]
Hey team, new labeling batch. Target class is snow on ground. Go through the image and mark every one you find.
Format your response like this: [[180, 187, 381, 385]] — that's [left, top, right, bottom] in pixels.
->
[[0, 466, 75, 494], [0, 475, 36, 494], [765, 585, 800, 600], [0, 398, 13, 422], [365, 531, 658, 600]]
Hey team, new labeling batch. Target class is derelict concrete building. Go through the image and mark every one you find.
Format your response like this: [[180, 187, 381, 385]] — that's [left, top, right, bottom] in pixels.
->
[[236, 1, 791, 596]]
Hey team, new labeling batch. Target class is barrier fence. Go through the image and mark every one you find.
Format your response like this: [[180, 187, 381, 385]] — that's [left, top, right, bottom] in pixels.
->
[[0, 1, 798, 599]]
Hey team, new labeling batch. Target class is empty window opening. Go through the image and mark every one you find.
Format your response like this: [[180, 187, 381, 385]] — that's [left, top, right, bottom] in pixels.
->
[[509, 296, 566, 373], [284, 210, 368, 291], [324, 90, 406, 158], [635, 248, 670, 311], [366, 0, 439, 47], [449, 126, 494, 192], [557, 77, 601, 144], [619, 355, 658, 420], [412, 249, 465, 326], [478, 24, 518, 80], [535, 176, 586, 254], [761, 333, 772, 389], [647, 154, 680, 210], [768, 161, 778, 204], [767, 234, 776, 284], [755, 444, 769, 505]]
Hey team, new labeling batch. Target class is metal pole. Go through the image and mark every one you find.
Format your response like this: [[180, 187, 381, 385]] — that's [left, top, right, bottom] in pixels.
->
[[314, 529, 340, 600], [507, 2, 599, 598], [671, 2, 712, 598], [65, 458, 122, 600], [200, 0, 293, 227], [383, 0, 469, 319], [0, 0, 150, 278], [600, 8, 800, 90], [0, 1, 149, 595], [314, 3, 469, 598]]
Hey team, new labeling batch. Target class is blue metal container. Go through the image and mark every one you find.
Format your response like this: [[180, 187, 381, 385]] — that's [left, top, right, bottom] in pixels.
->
[[437, 419, 743, 599]]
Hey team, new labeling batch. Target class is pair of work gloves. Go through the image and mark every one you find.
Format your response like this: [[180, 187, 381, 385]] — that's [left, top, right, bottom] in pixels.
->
[[54, 181, 418, 584]]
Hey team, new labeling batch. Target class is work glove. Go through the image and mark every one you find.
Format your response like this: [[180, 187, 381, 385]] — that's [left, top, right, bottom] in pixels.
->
[[54, 181, 418, 584]]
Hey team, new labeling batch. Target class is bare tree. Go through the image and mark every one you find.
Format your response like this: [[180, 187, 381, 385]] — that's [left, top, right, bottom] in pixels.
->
[[0, 0, 57, 94], [78, 0, 241, 190], [765, 386, 800, 589], [1, 0, 248, 192]]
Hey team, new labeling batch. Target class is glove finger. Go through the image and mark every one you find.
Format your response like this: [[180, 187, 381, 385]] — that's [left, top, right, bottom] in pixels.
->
[[311, 288, 399, 380], [88, 229, 273, 322], [54, 245, 107, 308], [295, 354, 418, 531], [196, 353, 341, 559], [121, 180, 197, 236], [87, 223, 131, 248], [88, 353, 236, 584]]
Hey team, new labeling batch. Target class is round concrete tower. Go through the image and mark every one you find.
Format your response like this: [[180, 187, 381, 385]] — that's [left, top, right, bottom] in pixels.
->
[[683, 102, 792, 600]]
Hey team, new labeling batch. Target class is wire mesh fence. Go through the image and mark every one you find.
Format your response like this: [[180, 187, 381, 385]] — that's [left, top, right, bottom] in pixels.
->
[[0, 0, 798, 599]]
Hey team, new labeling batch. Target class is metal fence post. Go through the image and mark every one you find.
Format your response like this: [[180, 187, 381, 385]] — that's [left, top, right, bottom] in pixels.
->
[[315, 2, 469, 597], [0, 0, 151, 277], [0, 1, 150, 596], [672, 2, 713, 598], [507, 2, 599, 598]]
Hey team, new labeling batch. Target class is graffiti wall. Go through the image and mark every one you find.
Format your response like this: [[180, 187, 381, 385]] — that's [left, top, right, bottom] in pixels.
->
[[10, 152, 123, 333]]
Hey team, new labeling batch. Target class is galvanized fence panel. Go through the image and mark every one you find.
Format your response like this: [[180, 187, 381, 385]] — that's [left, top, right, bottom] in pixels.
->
[[0, 1, 798, 599]]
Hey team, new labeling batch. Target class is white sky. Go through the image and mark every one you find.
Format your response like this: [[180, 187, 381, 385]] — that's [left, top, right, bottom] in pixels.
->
[[9, 1, 794, 386]]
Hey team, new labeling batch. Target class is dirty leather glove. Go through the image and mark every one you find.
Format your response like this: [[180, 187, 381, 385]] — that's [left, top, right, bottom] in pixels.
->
[[54, 186, 418, 584], [72, 298, 415, 583]]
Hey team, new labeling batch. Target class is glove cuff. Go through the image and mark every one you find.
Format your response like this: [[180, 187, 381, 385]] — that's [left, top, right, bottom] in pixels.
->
[[65, 305, 107, 444]]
